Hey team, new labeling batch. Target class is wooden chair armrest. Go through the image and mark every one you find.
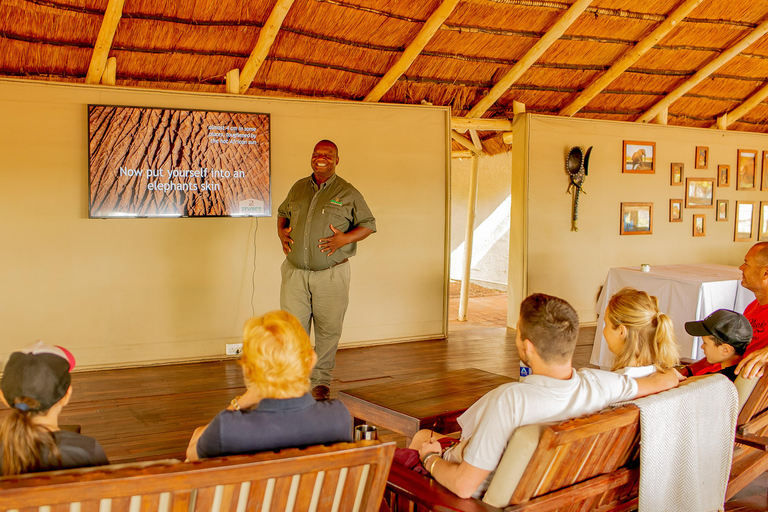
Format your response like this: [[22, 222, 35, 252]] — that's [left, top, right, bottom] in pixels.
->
[[735, 432, 768, 451], [738, 409, 768, 436], [386, 462, 500, 512]]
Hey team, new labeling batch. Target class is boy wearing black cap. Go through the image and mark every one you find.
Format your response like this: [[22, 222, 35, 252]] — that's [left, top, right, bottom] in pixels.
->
[[680, 309, 753, 381], [0, 341, 108, 475]]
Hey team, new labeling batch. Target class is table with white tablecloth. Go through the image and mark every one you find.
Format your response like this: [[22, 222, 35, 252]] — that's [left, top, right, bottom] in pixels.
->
[[590, 263, 755, 368]]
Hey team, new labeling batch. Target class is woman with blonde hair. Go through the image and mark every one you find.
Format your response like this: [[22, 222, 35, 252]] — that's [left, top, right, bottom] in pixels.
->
[[603, 287, 679, 377], [186, 310, 352, 460]]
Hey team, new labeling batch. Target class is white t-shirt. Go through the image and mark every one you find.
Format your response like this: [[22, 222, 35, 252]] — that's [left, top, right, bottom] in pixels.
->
[[615, 365, 656, 378], [457, 368, 638, 494]]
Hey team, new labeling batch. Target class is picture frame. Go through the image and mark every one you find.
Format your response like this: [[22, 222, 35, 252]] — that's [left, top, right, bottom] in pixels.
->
[[759, 201, 768, 242], [693, 214, 706, 237], [620, 202, 653, 235], [737, 149, 757, 190], [670, 163, 684, 185], [695, 146, 708, 169], [685, 178, 715, 208], [716, 200, 728, 222], [762, 151, 768, 191], [669, 199, 683, 222], [735, 201, 755, 242], [623, 141, 655, 173], [717, 165, 730, 187]]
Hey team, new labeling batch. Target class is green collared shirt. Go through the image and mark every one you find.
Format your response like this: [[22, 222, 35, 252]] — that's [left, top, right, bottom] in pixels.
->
[[278, 174, 376, 270]]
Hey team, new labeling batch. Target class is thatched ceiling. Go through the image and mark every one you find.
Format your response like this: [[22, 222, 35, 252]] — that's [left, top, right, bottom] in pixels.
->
[[3, 0, 768, 155]]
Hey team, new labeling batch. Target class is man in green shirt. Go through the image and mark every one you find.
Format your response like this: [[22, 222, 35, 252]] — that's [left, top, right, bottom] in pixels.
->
[[277, 140, 376, 400]]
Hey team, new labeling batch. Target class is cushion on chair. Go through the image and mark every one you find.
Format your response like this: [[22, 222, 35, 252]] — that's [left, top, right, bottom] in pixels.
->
[[734, 374, 758, 413], [482, 423, 548, 508]]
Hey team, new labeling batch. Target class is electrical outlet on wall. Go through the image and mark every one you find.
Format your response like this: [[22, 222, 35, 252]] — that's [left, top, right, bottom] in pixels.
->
[[226, 343, 243, 356]]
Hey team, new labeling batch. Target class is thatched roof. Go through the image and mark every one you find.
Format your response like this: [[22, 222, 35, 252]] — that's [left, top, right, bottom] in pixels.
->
[[3, 0, 768, 155]]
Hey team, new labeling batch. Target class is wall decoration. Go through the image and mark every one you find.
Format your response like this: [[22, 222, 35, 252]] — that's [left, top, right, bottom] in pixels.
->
[[735, 201, 755, 242], [623, 141, 655, 173], [685, 178, 715, 208], [717, 165, 730, 187], [737, 149, 757, 190], [565, 145, 592, 232], [670, 163, 684, 185], [621, 202, 653, 235], [762, 152, 768, 191], [695, 146, 708, 169], [670, 199, 683, 222], [760, 202, 768, 242], [716, 200, 728, 222], [693, 214, 706, 237]]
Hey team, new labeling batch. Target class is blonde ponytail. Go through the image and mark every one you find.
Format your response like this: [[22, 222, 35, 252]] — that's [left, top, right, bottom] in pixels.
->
[[0, 397, 61, 476]]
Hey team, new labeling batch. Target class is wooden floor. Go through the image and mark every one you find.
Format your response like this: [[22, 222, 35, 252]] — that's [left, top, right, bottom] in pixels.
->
[[4, 292, 766, 509]]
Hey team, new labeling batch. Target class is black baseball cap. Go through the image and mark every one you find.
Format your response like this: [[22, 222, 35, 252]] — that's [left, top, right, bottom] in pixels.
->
[[685, 309, 753, 353], [1, 341, 76, 411]]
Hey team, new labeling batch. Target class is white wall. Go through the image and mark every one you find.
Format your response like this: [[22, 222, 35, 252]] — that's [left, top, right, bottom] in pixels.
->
[[0, 79, 449, 368]]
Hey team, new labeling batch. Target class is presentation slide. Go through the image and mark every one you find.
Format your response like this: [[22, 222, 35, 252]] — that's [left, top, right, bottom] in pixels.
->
[[88, 105, 271, 218]]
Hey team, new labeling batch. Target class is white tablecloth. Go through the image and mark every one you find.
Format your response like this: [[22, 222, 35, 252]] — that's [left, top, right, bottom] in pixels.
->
[[590, 264, 755, 368]]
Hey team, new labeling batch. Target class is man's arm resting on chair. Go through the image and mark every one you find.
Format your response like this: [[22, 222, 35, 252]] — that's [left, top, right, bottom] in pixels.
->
[[633, 368, 684, 398], [427, 458, 491, 499]]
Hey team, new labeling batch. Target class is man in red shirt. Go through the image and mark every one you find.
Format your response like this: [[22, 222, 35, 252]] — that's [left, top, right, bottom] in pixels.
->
[[735, 242, 768, 378]]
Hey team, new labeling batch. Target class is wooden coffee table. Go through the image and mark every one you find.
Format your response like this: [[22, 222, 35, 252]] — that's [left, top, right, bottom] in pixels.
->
[[337, 368, 514, 444]]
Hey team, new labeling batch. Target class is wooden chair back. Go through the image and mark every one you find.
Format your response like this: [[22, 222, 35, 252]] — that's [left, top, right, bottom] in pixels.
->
[[0, 441, 395, 512], [728, 371, 768, 500]]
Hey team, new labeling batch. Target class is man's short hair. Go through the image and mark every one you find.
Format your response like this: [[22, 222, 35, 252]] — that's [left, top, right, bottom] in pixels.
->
[[315, 139, 338, 154], [754, 242, 768, 267], [518, 294, 579, 364]]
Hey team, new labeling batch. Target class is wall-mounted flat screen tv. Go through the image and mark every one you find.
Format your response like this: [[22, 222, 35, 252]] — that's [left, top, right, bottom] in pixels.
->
[[88, 105, 270, 218]]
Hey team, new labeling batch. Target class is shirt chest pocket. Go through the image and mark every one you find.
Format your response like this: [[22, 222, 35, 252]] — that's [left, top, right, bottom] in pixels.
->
[[323, 204, 350, 232], [287, 202, 302, 222]]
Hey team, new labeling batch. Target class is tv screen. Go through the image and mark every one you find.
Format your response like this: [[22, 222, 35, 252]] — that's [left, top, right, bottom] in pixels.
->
[[88, 105, 271, 218]]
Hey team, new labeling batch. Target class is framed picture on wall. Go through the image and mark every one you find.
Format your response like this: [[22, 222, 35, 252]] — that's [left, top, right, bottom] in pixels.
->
[[623, 141, 655, 173], [735, 201, 755, 242], [695, 146, 708, 169], [621, 202, 653, 235], [670, 199, 683, 222], [685, 178, 715, 208], [693, 214, 706, 237], [759, 202, 768, 242], [762, 151, 768, 191], [670, 163, 684, 185], [717, 165, 730, 187], [737, 149, 757, 190], [716, 200, 728, 222]]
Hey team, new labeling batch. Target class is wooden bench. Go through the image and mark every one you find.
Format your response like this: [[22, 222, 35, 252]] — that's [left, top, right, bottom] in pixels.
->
[[0, 441, 395, 512]]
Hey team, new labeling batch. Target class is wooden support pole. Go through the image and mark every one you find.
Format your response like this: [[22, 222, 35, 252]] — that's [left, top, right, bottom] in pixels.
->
[[239, 0, 295, 94], [226, 69, 240, 94], [458, 153, 480, 322], [717, 113, 728, 130], [469, 130, 483, 153], [559, 0, 703, 117], [712, 82, 768, 129], [452, 130, 484, 155], [657, 107, 668, 125], [502, 132, 514, 145], [451, 118, 514, 131], [85, 0, 125, 84], [452, 150, 473, 158], [512, 101, 526, 116], [364, 0, 461, 102], [467, 0, 593, 118], [100, 57, 116, 85], [637, 17, 768, 124]]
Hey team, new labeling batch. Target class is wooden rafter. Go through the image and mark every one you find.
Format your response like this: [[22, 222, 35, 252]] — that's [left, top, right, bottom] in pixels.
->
[[452, 130, 484, 156], [636, 17, 768, 123], [239, 0, 296, 94], [714, 82, 768, 129], [469, 130, 483, 152], [85, 0, 125, 84], [466, 0, 594, 119], [363, 0, 461, 103], [451, 118, 514, 131], [559, 0, 704, 117]]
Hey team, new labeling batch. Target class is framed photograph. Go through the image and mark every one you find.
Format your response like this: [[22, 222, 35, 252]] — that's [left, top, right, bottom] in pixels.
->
[[693, 214, 706, 237], [735, 201, 755, 242], [737, 149, 757, 190], [670, 163, 684, 185], [716, 200, 728, 222], [717, 165, 730, 187], [623, 141, 655, 173], [759, 202, 768, 242], [762, 151, 768, 191], [685, 178, 715, 208], [669, 199, 683, 222], [620, 202, 653, 235], [695, 146, 708, 169]]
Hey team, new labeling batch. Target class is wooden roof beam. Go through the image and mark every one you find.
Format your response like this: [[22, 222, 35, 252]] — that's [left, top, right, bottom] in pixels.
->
[[451, 118, 514, 131], [85, 0, 125, 84], [713, 82, 768, 129], [469, 130, 483, 153], [452, 130, 484, 156], [637, 17, 768, 124], [363, 0, 461, 102], [239, 0, 295, 94], [467, 0, 594, 119], [559, 0, 703, 117]]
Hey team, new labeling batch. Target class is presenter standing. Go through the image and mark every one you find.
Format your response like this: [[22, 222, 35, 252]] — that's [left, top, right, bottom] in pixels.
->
[[277, 140, 376, 401]]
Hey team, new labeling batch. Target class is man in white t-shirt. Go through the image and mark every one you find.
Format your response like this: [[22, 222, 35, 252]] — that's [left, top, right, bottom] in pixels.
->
[[412, 293, 682, 499]]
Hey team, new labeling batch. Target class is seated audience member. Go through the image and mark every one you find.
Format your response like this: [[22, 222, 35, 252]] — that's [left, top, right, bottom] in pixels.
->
[[603, 288, 679, 377], [410, 293, 682, 499], [735, 242, 768, 378], [186, 310, 352, 460], [0, 341, 108, 476], [680, 310, 752, 381]]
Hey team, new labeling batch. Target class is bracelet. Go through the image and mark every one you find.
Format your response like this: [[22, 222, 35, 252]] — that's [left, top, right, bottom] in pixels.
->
[[421, 451, 440, 465], [427, 455, 440, 474], [422, 453, 440, 472]]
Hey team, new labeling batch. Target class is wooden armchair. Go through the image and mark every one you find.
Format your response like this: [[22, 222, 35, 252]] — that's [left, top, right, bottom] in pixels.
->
[[727, 370, 768, 499], [0, 440, 395, 512]]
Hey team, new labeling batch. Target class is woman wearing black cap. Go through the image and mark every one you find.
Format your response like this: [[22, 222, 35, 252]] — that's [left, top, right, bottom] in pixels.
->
[[0, 341, 108, 475]]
